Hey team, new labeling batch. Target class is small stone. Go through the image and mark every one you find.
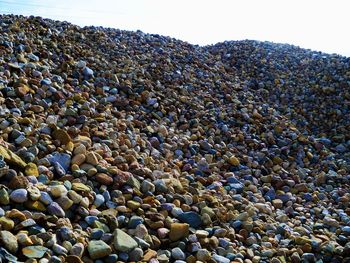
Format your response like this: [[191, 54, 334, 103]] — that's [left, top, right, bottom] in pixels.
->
[[0, 217, 15, 230], [272, 199, 283, 209], [0, 188, 9, 205], [72, 182, 90, 192], [0, 230, 18, 253], [52, 129, 72, 145], [197, 249, 211, 261], [171, 247, 185, 260], [8, 175, 29, 189], [86, 152, 99, 165], [50, 185, 68, 198], [169, 223, 189, 241], [65, 255, 83, 263], [95, 173, 113, 185], [127, 200, 141, 210], [228, 156, 240, 166], [10, 188, 28, 203], [25, 162, 39, 177], [88, 240, 112, 259], [48, 202, 66, 217], [71, 154, 86, 166], [129, 247, 144, 261], [212, 254, 230, 263]]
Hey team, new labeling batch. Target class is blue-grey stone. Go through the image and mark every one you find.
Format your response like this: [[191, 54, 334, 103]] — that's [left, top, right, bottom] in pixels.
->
[[178, 211, 202, 228], [48, 153, 71, 172], [171, 247, 185, 260], [342, 226, 350, 235], [212, 254, 230, 263], [91, 229, 104, 240], [128, 216, 144, 229]]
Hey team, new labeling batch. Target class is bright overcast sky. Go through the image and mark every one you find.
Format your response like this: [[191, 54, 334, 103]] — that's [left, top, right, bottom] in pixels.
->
[[1, 0, 350, 56]]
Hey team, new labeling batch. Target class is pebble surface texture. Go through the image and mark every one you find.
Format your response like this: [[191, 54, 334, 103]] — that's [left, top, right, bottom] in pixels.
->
[[0, 14, 349, 263]]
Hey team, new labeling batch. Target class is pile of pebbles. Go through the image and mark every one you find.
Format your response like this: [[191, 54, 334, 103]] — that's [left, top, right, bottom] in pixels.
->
[[0, 14, 349, 263]]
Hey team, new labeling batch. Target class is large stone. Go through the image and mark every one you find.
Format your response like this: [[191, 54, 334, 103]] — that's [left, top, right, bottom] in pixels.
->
[[88, 240, 112, 259], [178, 211, 202, 228], [113, 229, 138, 252], [0, 145, 26, 168], [0, 230, 18, 253]]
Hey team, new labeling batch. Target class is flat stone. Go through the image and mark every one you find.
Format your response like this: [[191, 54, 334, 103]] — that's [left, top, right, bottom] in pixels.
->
[[22, 245, 48, 258]]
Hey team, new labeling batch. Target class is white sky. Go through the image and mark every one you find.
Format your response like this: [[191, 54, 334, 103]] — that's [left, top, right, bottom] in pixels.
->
[[1, 0, 350, 56]]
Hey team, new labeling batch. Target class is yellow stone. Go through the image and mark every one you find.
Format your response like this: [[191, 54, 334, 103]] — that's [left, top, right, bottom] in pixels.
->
[[295, 236, 311, 245], [65, 141, 74, 152], [0, 145, 26, 169], [25, 201, 46, 212], [25, 163, 39, 177], [126, 200, 141, 210], [72, 183, 90, 192], [228, 156, 240, 166], [52, 129, 72, 145], [169, 223, 189, 241], [0, 217, 15, 230]]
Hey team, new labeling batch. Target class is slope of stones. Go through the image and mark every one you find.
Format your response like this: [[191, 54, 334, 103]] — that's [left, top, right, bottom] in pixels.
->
[[0, 14, 349, 263], [207, 40, 350, 140]]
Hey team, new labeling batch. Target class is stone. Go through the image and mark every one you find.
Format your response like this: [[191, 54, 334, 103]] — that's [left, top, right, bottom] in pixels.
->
[[212, 254, 230, 263], [86, 152, 99, 165], [169, 223, 189, 241], [197, 249, 211, 261], [71, 154, 86, 166], [0, 217, 15, 230], [0, 230, 18, 253], [47, 202, 65, 217], [8, 175, 30, 189], [178, 211, 202, 228], [10, 188, 28, 203], [88, 240, 112, 259], [95, 173, 113, 185], [0, 145, 27, 168], [228, 156, 240, 166], [50, 185, 68, 198], [113, 229, 138, 252], [48, 153, 71, 172], [22, 246, 48, 258], [171, 247, 186, 260], [52, 129, 72, 145], [25, 162, 39, 176]]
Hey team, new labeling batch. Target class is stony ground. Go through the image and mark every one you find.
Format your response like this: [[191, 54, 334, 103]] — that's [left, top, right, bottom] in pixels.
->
[[0, 14, 349, 263]]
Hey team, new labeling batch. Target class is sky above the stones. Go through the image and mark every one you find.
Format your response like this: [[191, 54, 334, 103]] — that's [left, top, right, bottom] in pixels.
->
[[1, 0, 350, 56]]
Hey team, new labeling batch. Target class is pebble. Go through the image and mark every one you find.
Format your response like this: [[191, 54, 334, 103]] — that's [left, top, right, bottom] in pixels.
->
[[171, 247, 186, 260], [0, 230, 18, 253], [9, 188, 28, 203]]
